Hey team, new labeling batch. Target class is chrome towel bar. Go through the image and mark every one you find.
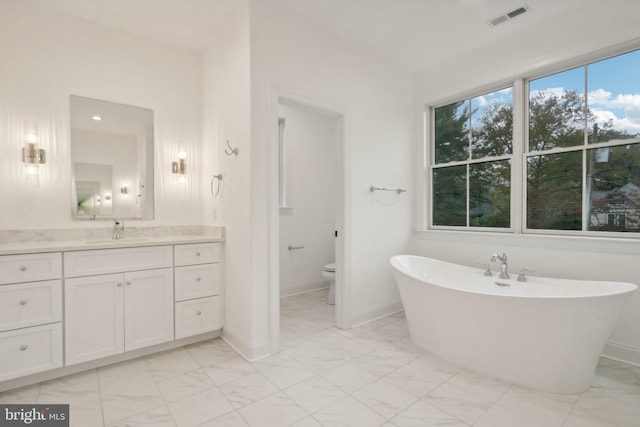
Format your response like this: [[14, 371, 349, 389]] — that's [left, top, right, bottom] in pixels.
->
[[288, 245, 304, 250], [370, 186, 406, 194]]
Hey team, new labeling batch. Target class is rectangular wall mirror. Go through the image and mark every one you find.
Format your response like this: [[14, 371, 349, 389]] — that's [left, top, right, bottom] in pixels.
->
[[70, 95, 155, 220]]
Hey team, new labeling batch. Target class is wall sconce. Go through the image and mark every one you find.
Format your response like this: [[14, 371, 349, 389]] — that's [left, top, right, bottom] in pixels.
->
[[22, 119, 46, 175], [172, 150, 187, 183], [120, 184, 129, 197]]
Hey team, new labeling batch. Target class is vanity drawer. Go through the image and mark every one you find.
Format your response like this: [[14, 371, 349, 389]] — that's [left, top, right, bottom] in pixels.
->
[[175, 296, 221, 339], [0, 253, 62, 285], [174, 243, 221, 266], [0, 280, 62, 332], [64, 246, 173, 277], [0, 323, 63, 382], [175, 264, 221, 301]]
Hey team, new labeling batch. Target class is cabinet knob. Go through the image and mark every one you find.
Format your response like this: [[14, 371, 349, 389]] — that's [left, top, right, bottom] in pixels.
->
[[19, 299, 27, 306], [196, 310, 202, 315], [20, 345, 28, 351], [196, 252, 201, 256], [196, 277, 201, 282], [126, 281, 132, 286], [117, 282, 122, 287], [19, 266, 27, 272]]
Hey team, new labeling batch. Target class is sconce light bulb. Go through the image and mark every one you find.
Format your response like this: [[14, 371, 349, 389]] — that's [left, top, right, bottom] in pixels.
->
[[178, 150, 187, 159], [24, 132, 39, 143], [23, 118, 39, 143], [91, 115, 103, 121], [178, 175, 187, 184], [25, 164, 38, 175]]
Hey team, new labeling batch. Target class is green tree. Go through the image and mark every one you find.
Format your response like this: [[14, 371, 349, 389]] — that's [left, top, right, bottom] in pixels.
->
[[433, 101, 470, 226]]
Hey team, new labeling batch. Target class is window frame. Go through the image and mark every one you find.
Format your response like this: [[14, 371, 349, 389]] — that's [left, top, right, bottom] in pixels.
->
[[422, 43, 640, 239]]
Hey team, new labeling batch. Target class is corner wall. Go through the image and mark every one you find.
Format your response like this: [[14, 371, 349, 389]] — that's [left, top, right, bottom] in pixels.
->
[[249, 0, 414, 354], [201, 0, 258, 358]]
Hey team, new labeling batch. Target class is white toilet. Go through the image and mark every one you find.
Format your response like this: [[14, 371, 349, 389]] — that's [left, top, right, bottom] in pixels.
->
[[322, 263, 336, 305]]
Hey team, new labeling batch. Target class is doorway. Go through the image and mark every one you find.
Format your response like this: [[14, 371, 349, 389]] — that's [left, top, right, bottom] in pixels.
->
[[268, 93, 348, 355]]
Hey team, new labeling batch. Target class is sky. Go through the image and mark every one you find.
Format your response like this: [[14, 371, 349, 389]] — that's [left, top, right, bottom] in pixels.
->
[[443, 48, 640, 140], [529, 49, 640, 136]]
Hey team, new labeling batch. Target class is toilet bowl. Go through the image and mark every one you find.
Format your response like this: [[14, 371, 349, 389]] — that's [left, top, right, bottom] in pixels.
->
[[322, 263, 336, 305]]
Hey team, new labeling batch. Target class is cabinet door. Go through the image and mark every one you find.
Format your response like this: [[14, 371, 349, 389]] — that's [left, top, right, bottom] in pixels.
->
[[65, 274, 124, 365], [124, 268, 174, 351]]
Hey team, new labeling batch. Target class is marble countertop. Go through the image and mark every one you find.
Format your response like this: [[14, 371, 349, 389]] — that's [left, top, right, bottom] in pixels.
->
[[0, 226, 224, 255], [0, 235, 222, 255]]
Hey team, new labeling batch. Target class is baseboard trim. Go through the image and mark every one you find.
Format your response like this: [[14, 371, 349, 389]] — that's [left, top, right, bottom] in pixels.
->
[[351, 299, 404, 328], [222, 327, 271, 362], [0, 331, 220, 393], [280, 282, 329, 298], [602, 341, 640, 367]]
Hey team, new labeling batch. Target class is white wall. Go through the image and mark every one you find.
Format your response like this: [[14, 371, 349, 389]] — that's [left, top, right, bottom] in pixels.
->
[[0, 0, 204, 229], [249, 0, 413, 356], [278, 103, 338, 296], [411, 2, 640, 365], [201, 0, 255, 357]]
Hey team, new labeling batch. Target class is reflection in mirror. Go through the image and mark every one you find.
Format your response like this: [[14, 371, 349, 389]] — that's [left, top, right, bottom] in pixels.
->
[[75, 163, 112, 217], [70, 95, 154, 219]]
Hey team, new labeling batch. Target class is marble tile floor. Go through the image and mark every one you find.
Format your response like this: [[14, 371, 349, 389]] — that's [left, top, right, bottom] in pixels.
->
[[1, 288, 639, 426]]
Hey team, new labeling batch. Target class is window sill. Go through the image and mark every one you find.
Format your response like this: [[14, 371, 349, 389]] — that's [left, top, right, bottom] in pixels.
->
[[412, 228, 640, 255]]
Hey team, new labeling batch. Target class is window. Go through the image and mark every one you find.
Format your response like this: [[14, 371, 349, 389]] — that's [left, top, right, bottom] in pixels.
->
[[432, 88, 513, 228], [278, 117, 291, 208], [527, 50, 640, 232], [428, 47, 640, 235]]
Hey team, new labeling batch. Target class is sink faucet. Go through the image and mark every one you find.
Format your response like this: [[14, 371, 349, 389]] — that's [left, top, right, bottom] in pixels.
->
[[491, 253, 509, 279], [113, 219, 124, 240]]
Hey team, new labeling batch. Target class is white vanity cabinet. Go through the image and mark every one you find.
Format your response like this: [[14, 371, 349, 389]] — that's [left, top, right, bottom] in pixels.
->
[[64, 246, 174, 365], [0, 238, 223, 390], [174, 243, 223, 338], [0, 253, 63, 382]]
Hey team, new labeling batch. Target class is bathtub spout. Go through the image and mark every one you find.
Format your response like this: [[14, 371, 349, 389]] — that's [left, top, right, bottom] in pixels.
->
[[491, 253, 509, 279]]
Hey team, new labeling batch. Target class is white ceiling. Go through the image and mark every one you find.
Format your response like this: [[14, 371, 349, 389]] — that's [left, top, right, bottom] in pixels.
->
[[256, 0, 587, 72], [23, 0, 636, 74]]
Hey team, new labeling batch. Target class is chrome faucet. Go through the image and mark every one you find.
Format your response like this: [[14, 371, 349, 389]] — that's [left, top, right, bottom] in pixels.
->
[[113, 219, 124, 240], [491, 253, 509, 279]]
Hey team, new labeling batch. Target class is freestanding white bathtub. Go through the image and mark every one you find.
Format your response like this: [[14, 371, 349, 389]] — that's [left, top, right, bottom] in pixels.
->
[[390, 255, 637, 393]]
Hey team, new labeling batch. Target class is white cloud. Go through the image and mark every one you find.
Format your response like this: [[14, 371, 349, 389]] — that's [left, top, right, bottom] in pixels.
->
[[592, 108, 640, 134], [530, 87, 568, 100], [588, 89, 640, 135], [475, 95, 488, 107], [610, 93, 640, 111], [587, 88, 612, 105]]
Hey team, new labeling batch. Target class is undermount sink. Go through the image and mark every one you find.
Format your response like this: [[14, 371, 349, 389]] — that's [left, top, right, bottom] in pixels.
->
[[85, 238, 151, 244]]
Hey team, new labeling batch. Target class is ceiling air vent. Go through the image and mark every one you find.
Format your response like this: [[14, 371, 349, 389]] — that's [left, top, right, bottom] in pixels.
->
[[489, 5, 529, 27]]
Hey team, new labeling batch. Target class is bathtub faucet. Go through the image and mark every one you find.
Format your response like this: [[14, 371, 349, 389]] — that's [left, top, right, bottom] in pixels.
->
[[491, 253, 509, 279]]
